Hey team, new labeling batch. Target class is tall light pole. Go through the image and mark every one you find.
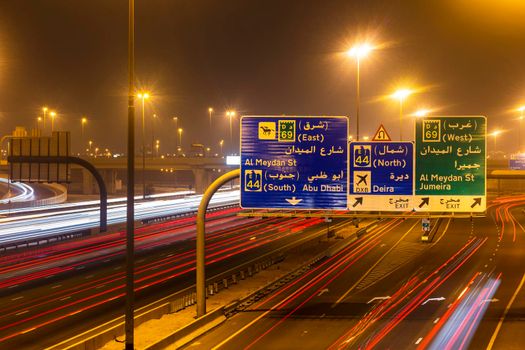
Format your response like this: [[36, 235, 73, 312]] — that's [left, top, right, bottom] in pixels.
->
[[50, 111, 57, 133], [226, 110, 236, 146], [81, 117, 88, 154], [178, 128, 183, 152], [137, 92, 149, 199], [152, 113, 158, 157], [172, 116, 178, 154], [492, 130, 501, 156], [36, 117, 43, 133], [518, 106, 525, 152], [391, 89, 412, 141], [208, 107, 213, 128], [42, 107, 48, 133], [346, 43, 373, 141], [126, 1, 136, 348]]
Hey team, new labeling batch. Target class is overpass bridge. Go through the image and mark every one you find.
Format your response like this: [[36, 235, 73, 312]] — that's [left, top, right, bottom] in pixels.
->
[[0, 156, 236, 195], [0, 157, 523, 196]]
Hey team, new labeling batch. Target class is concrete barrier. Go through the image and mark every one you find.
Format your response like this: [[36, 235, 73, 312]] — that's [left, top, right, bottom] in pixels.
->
[[143, 307, 226, 350]]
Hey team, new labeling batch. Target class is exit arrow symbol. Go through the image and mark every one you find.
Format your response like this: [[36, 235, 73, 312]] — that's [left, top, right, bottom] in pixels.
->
[[318, 288, 329, 296], [352, 197, 363, 208], [285, 197, 303, 206], [419, 197, 429, 208], [471, 198, 482, 208], [421, 297, 445, 305]]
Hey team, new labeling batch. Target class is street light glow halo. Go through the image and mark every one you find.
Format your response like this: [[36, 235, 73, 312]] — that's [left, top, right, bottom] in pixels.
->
[[391, 88, 413, 101], [346, 43, 374, 59]]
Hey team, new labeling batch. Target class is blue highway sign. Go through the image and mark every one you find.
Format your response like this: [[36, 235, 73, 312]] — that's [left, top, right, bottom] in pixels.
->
[[240, 116, 348, 209], [348, 141, 414, 211], [510, 154, 525, 170]]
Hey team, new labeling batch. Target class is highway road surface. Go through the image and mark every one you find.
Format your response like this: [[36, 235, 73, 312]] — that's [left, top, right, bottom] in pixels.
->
[[0, 206, 338, 349], [185, 195, 525, 350]]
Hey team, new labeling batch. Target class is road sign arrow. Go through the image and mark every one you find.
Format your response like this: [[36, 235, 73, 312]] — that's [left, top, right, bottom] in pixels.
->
[[285, 197, 303, 206], [419, 197, 430, 208], [471, 197, 482, 208], [352, 197, 363, 208], [421, 297, 445, 305], [367, 296, 391, 304], [318, 288, 329, 296]]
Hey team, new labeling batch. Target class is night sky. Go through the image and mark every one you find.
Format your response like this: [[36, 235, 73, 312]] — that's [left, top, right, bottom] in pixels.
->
[[1, 0, 525, 154]]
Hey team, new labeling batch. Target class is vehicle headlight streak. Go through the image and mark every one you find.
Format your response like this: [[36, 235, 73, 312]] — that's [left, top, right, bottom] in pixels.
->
[[0, 178, 34, 204]]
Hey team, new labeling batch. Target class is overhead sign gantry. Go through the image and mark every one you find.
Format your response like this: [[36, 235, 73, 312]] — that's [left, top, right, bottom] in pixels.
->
[[240, 116, 348, 209]]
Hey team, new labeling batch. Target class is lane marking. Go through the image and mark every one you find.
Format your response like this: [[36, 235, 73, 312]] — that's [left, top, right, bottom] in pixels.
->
[[60, 296, 71, 301], [333, 220, 419, 306], [85, 275, 94, 279], [211, 221, 367, 349], [16, 310, 29, 316], [415, 337, 423, 345], [11, 296, 24, 301], [433, 317, 440, 324], [486, 272, 525, 350], [51, 284, 62, 289]]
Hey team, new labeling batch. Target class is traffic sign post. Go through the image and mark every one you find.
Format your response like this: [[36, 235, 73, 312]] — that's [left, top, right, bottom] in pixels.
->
[[414, 116, 486, 212], [422, 218, 430, 232], [348, 141, 414, 211], [240, 116, 348, 209]]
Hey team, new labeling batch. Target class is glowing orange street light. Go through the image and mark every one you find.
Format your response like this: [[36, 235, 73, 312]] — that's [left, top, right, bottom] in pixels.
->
[[391, 89, 413, 141], [226, 110, 236, 142], [491, 130, 502, 155], [346, 43, 374, 141], [42, 106, 48, 131], [137, 91, 150, 199], [178, 128, 183, 150], [413, 109, 430, 118], [518, 106, 525, 152], [208, 107, 213, 127], [49, 111, 57, 132]]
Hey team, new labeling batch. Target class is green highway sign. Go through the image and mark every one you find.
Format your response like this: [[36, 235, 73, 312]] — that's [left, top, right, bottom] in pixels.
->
[[414, 116, 486, 212]]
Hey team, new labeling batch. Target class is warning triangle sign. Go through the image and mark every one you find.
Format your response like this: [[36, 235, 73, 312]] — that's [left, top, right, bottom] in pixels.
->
[[372, 124, 391, 141]]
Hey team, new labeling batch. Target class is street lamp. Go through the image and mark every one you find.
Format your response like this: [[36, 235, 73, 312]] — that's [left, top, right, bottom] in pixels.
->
[[414, 109, 429, 118], [49, 111, 57, 133], [42, 107, 48, 132], [172, 116, 179, 153], [88, 140, 93, 154], [518, 106, 525, 152], [137, 91, 150, 199], [155, 139, 160, 157], [491, 130, 501, 156], [81, 117, 88, 154], [226, 110, 236, 144], [346, 43, 374, 141], [81, 117, 87, 136], [219, 139, 224, 156], [178, 128, 183, 152], [36, 117, 43, 132], [391, 89, 413, 141], [152, 113, 158, 156], [208, 107, 213, 128]]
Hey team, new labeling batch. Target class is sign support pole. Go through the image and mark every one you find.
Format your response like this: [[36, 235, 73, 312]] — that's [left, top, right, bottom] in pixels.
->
[[196, 168, 240, 317], [125, 0, 135, 348]]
